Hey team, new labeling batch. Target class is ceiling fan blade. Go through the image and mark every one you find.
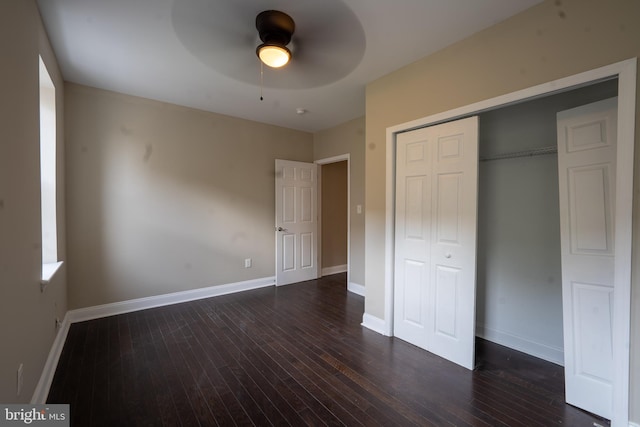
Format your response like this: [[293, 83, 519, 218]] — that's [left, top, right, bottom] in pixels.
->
[[172, 0, 365, 89]]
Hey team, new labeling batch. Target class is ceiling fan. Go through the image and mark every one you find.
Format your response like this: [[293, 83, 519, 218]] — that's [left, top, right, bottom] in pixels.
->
[[171, 0, 366, 89], [255, 10, 295, 68]]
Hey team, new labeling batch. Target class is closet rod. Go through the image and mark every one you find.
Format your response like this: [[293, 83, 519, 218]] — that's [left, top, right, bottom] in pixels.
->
[[480, 145, 557, 162]]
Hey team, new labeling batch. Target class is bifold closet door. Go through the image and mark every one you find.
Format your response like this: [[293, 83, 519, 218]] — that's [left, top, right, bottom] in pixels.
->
[[394, 116, 478, 370], [557, 97, 617, 419]]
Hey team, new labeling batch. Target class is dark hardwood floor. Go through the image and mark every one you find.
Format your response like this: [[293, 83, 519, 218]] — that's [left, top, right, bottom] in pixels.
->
[[48, 273, 608, 426]]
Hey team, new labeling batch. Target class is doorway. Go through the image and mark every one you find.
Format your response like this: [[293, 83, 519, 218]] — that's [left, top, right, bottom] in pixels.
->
[[320, 161, 348, 275], [383, 59, 636, 426], [476, 79, 618, 366], [477, 82, 618, 419], [316, 154, 351, 287]]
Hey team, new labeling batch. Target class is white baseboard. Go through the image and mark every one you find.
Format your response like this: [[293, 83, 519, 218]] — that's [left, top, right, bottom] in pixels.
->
[[321, 264, 348, 276], [31, 314, 71, 404], [361, 313, 389, 336], [629, 422, 639, 427], [67, 276, 275, 323], [476, 324, 564, 366], [348, 282, 365, 296]]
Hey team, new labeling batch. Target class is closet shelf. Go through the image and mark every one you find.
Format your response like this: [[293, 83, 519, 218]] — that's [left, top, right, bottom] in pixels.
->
[[480, 145, 558, 162]]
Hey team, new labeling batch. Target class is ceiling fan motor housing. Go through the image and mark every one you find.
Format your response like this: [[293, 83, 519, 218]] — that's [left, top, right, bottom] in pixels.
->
[[256, 10, 295, 48]]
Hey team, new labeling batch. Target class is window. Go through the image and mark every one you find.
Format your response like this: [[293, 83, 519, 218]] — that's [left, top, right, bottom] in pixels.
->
[[39, 56, 61, 286]]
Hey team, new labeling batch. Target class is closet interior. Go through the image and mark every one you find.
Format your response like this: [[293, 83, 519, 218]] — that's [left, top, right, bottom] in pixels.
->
[[475, 78, 619, 365]]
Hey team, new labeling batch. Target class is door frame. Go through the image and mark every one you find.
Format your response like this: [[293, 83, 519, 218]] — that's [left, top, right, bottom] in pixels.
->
[[383, 58, 636, 426], [315, 154, 351, 287]]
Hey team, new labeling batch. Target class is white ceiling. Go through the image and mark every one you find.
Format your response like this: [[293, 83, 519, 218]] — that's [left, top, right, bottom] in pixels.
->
[[37, 0, 541, 132]]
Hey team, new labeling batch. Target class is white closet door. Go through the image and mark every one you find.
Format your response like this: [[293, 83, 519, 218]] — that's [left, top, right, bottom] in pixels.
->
[[394, 116, 478, 370], [394, 127, 432, 350], [557, 97, 617, 419]]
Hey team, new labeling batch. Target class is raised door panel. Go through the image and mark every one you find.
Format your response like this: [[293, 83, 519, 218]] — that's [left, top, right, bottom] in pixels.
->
[[300, 232, 313, 269], [571, 282, 614, 382], [568, 164, 614, 255], [564, 116, 613, 153], [405, 176, 428, 240], [434, 265, 460, 339], [282, 186, 296, 224], [300, 186, 313, 223], [435, 173, 463, 245], [282, 234, 295, 272], [403, 260, 427, 327]]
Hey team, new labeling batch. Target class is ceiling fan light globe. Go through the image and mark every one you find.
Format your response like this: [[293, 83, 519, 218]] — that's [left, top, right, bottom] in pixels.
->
[[258, 45, 290, 68]]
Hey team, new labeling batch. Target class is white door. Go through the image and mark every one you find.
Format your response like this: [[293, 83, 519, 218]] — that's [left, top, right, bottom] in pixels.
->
[[394, 116, 479, 370], [275, 159, 318, 286], [557, 97, 617, 419]]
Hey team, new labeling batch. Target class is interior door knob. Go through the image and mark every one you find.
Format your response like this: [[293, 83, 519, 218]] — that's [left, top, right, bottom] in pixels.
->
[[276, 226, 287, 232]]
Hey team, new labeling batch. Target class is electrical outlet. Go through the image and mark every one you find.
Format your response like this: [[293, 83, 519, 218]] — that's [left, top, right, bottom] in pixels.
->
[[17, 364, 23, 396], [244, 258, 252, 268]]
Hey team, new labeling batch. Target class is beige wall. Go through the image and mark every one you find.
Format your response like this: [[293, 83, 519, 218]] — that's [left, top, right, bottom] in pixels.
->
[[0, 0, 67, 403], [65, 83, 312, 309], [364, 0, 640, 421], [321, 161, 348, 270], [314, 116, 365, 286]]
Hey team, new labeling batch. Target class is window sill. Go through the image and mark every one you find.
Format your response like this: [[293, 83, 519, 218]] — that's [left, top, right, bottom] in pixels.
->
[[41, 261, 63, 292]]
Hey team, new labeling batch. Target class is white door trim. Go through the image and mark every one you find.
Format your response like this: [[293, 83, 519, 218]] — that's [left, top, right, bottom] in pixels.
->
[[315, 154, 351, 287], [383, 58, 636, 427]]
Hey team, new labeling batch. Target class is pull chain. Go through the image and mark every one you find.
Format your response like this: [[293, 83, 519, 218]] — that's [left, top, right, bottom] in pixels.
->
[[260, 61, 264, 101]]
